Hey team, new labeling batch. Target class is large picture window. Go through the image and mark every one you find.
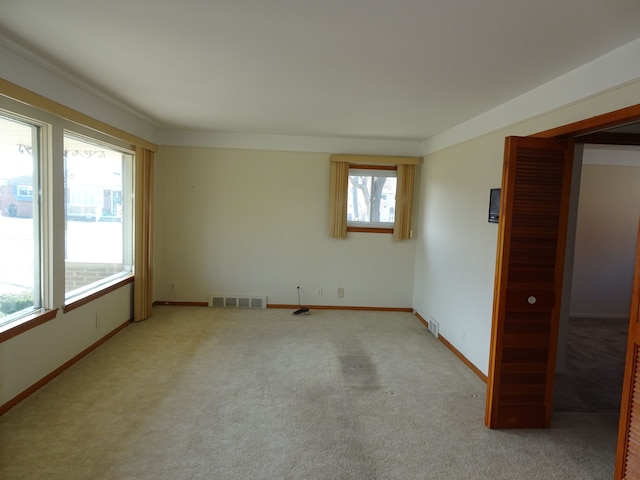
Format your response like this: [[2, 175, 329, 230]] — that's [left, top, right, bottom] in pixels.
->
[[0, 115, 41, 326], [64, 134, 133, 300], [0, 87, 155, 338]]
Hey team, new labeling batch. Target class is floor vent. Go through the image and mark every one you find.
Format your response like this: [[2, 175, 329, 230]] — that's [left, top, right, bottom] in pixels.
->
[[427, 316, 440, 338], [208, 294, 267, 309]]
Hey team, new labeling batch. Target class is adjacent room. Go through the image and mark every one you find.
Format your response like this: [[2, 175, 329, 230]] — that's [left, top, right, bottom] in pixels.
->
[[2, 1, 640, 478]]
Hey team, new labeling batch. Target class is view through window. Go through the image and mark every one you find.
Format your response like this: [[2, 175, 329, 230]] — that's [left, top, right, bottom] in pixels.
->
[[347, 167, 397, 227], [64, 134, 133, 300], [0, 115, 40, 325]]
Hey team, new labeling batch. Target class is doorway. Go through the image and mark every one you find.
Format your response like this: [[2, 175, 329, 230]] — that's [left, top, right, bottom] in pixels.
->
[[554, 144, 640, 413]]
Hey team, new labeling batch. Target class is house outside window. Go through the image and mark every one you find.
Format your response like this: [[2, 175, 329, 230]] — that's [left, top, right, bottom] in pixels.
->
[[0, 114, 41, 325], [63, 134, 133, 300]]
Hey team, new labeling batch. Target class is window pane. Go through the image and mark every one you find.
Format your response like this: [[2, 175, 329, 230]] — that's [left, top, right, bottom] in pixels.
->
[[347, 175, 372, 222], [0, 115, 40, 325], [347, 173, 396, 225], [64, 134, 133, 299]]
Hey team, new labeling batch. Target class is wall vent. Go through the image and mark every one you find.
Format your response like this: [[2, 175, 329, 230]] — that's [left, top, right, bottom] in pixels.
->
[[208, 294, 267, 309], [427, 316, 440, 338]]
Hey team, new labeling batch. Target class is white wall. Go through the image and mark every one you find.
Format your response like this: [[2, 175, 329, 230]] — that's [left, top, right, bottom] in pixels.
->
[[413, 79, 640, 376], [0, 45, 157, 144], [154, 146, 418, 308], [412, 134, 502, 373], [569, 146, 640, 319]]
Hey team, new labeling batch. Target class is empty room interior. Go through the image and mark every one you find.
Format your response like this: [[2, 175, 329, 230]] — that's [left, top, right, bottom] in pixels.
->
[[2, 1, 640, 479]]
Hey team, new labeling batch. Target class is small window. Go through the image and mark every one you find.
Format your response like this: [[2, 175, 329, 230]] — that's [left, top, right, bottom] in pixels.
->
[[16, 185, 33, 199], [347, 166, 397, 229]]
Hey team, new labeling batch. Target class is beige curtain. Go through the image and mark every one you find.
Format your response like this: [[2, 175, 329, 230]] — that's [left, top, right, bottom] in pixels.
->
[[134, 147, 154, 321], [393, 164, 415, 241], [328, 161, 349, 238]]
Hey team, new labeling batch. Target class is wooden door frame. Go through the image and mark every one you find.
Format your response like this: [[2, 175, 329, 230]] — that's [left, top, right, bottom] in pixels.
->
[[533, 103, 640, 141]]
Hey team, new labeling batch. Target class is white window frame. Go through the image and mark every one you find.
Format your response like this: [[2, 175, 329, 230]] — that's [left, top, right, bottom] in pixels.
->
[[347, 166, 397, 230], [0, 110, 44, 327], [62, 131, 134, 303]]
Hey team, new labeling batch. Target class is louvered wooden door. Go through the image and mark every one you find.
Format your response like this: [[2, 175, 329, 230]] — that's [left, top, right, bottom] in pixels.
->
[[615, 221, 640, 479], [485, 136, 573, 429]]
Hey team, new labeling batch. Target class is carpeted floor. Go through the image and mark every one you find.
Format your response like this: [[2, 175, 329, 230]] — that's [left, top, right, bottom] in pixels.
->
[[554, 317, 628, 412], [0, 307, 619, 479]]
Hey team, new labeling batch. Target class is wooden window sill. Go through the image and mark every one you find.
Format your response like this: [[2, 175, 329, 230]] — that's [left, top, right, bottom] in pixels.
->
[[347, 227, 394, 234], [63, 275, 134, 313], [0, 276, 134, 343], [0, 308, 59, 343]]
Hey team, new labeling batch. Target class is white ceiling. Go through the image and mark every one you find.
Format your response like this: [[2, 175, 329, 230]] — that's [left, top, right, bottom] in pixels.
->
[[1, 0, 640, 142]]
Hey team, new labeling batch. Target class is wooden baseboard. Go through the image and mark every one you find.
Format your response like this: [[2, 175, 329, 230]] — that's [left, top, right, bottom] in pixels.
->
[[414, 311, 430, 329], [414, 311, 488, 384], [153, 301, 208, 307], [0, 319, 132, 416], [438, 334, 488, 384], [154, 302, 413, 312], [268, 304, 413, 312]]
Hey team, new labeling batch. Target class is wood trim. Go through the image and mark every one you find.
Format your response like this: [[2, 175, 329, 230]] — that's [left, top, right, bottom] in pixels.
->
[[0, 78, 158, 152], [0, 309, 58, 343], [153, 301, 209, 307], [153, 302, 413, 312], [331, 154, 421, 165], [347, 227, 394, 234], [439, 334, 489, 384], [534, 103, 640, 139], [414, 311, 430, 330], [63, 276, 134, 313], [349, 164, 398, 171], [414, 311, 488, 383], [0, 318, 131, 416], [267, 304, 414, 312]]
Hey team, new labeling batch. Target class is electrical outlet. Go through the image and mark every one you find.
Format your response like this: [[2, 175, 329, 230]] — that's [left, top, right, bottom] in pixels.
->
[[171, 283, 176, 293], [337, 287, 344, 297], [316, 288, 323, 297]]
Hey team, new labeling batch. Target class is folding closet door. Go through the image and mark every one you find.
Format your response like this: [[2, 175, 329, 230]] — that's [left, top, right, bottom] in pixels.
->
[[485, 136, 573, 429]]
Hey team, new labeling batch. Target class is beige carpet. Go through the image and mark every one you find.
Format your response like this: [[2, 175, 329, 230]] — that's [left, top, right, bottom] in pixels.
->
[[0, 307, 618, 479]]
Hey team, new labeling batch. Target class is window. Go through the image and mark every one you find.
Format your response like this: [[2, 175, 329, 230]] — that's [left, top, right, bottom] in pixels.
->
[[0, 114, 41, 326], [328, 155, 419, 239], [347, 166, 397, 229], [64, 134, 133, 300], [0, 89, 155, 337]]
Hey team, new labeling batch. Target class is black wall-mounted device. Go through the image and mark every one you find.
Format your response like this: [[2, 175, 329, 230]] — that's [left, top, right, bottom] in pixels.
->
[[488, 188, 501, 224]]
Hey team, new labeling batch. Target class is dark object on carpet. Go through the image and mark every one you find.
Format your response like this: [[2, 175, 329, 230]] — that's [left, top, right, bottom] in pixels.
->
[[293, 286, 310, 315], [554, 317, 628, 412]]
